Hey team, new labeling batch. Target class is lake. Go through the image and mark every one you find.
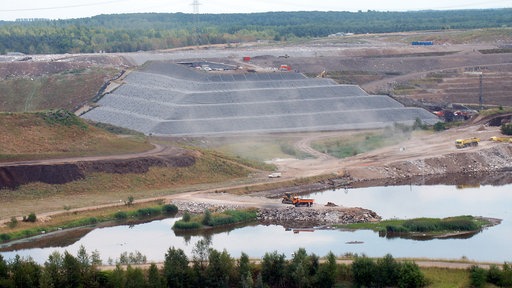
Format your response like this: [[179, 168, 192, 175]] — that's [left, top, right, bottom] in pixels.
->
[[1, 183, 511, 264]]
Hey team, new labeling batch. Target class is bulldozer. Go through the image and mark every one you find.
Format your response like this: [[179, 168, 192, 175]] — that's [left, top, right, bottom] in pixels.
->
[[282, 192, 314, 207]]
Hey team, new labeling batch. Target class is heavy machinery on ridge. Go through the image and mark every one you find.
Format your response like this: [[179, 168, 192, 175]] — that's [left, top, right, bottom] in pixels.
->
[[455, 137, 480, 149], [490, 136, 512, 143]]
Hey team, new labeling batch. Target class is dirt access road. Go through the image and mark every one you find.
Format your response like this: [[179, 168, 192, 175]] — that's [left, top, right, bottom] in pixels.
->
[[268, 123, 504, 182], [2, 122, 503, 224]]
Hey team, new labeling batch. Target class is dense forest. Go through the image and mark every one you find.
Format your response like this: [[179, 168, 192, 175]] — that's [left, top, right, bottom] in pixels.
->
[[1, 9, 512, 54]]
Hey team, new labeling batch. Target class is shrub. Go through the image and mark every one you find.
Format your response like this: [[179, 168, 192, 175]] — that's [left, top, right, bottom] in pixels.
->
[[397, 261, 426, 288], [0, 234, 10, 241], [173, 221, 201, 230], [23, 213, 37, 223], [352, 256, 377, 287], [470, 265, 487, 288], [501, 123, 512, 135], [114, 211, 128, 220], [182, 211, 191, 222], [162, 204, 178, 215], [433, 121, 446, 131], [8, 217, 18, 228], [135, 207, 161, 218], [202, 209, 212, 226], [487, 264, 503, 286], [39, 109, 87, 128]]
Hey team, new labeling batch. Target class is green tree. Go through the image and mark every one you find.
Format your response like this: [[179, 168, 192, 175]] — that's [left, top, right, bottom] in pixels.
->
[[397, 261, 426, 288], [206, 249, 235, 287], [202, 209, 212, 226], [376, 254, 399, 287], [125, 265, 146, 288], [63, 251, 81, 288], [261, 251, 286, 287], [238, 252, 253, 288], [287, 248, 312, 288], [315, 252, 337, 288], [0, 254, 13, 288], [352, 255, 377, 288], [469, 265, 487, 288], [11, 255, 41, 288], [147, 263, 164, 288], [502, 262, 512, 287], [109, 265, 127, 288], [164, 247, 190, 288], [42, 251, 64, 288]]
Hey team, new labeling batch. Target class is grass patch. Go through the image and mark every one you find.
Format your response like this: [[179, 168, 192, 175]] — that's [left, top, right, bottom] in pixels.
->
[[0, 111, 152, 162], [311, 128, 411, 159], [0, 66, 118, 112], [0, 202, 179, 243], [422, 267, 472, 288]]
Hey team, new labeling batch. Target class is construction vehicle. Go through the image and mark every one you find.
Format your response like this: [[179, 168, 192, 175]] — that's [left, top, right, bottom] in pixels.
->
[[455, 137, 480, 149], [268, 172, 282, 178], [490, 136, 512, 143], [282, 192, 314, 207], [279, 64, 292, 71]]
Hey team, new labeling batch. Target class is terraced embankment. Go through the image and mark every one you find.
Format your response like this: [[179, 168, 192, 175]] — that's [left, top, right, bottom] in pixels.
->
[[82, 62, 439, 136]]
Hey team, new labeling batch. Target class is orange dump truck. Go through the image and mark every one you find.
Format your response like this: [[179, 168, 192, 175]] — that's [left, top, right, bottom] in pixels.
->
[[282, 192, 314, 207]]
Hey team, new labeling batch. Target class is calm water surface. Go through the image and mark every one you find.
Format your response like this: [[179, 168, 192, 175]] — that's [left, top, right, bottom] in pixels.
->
[[1, 184, 511, 263]]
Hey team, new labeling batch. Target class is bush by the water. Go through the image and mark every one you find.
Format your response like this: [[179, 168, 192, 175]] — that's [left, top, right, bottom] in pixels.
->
[[162, 204, 178, 215], [135, 207, 162, 218]]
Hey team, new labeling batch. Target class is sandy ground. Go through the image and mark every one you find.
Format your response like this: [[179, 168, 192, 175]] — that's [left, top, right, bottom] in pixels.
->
[[268, 124, 502, 180]]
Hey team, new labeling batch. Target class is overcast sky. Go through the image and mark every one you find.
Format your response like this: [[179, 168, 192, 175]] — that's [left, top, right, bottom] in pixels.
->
[[1, 0, 512, 21]]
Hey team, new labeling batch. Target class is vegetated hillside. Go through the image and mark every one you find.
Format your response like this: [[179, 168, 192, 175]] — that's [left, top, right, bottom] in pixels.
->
[[0, 110, 152, 162], [1, 9, 512, 54], [0, 62, 121, 112]]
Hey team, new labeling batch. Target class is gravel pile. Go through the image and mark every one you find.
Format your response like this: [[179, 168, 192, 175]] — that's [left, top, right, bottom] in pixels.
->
[[82, 62, 439, 136], [258, 206, 381, 226]]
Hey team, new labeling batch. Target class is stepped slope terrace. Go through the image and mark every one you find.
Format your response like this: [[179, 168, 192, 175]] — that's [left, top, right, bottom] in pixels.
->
[[82, 62, 439, 136]]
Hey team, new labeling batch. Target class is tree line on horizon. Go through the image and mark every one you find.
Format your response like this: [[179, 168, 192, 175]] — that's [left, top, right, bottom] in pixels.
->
[[0, 9, 511, 55]]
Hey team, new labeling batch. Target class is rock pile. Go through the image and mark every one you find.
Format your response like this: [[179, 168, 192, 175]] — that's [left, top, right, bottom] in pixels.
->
[[258, 206, 380, 227]]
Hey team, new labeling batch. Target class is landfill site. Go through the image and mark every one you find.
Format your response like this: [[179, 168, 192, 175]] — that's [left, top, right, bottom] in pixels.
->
[[82, 61, 438, 136]]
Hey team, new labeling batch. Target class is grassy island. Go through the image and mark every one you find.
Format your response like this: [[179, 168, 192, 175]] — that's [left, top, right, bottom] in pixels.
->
[[172, 208, 258, 231], [340, 215, 500, 239]]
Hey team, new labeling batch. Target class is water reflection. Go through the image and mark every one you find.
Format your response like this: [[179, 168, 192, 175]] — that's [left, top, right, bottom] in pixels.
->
[[1, 183, 511, 263]]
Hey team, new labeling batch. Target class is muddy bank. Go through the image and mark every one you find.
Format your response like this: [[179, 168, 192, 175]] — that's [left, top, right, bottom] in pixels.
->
[[0, 154, 195, 189]]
